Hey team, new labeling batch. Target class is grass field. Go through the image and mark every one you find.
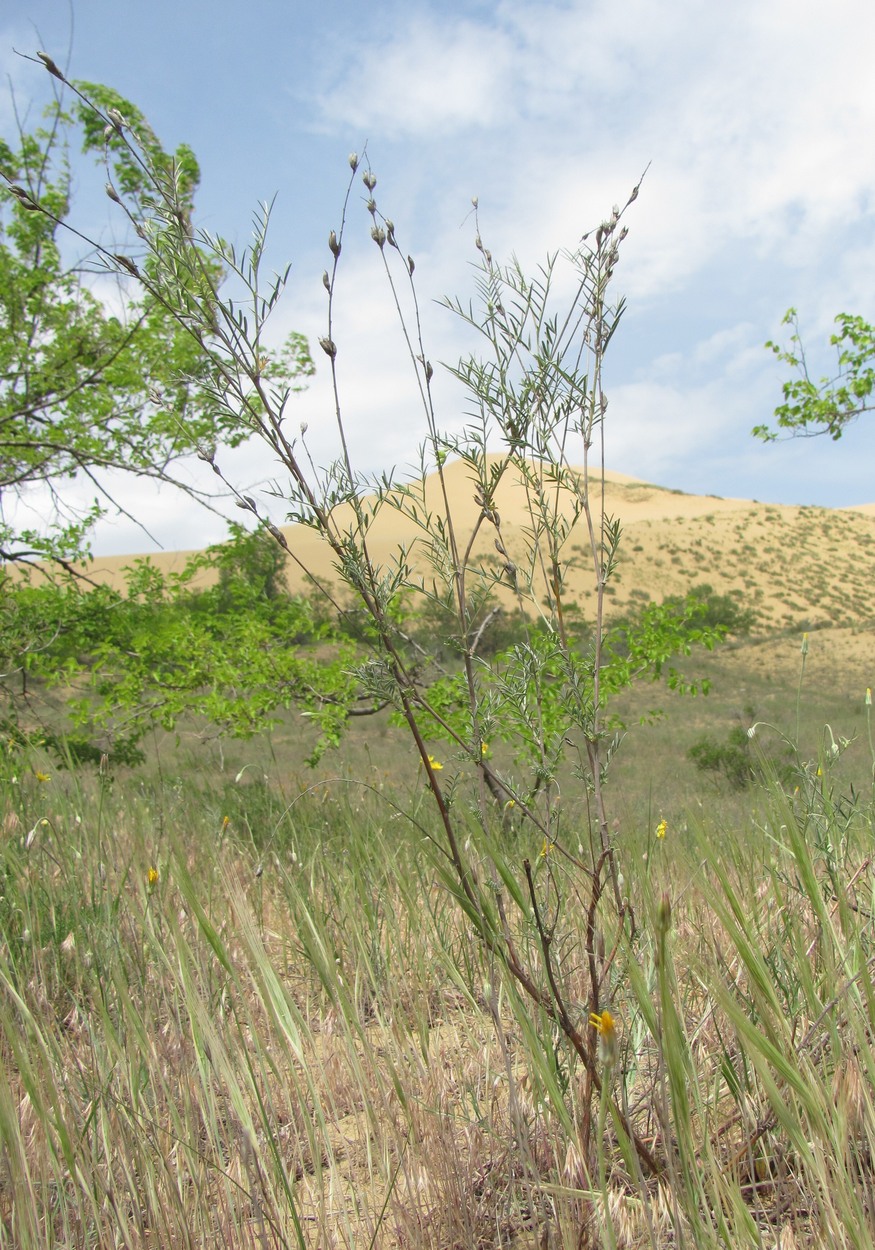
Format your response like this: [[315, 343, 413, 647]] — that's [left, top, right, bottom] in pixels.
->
[[2, 619, 874, 1248]]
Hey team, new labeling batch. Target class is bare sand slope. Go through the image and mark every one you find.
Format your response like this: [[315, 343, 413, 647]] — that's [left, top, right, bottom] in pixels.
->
[[273, 458, 875, 640]]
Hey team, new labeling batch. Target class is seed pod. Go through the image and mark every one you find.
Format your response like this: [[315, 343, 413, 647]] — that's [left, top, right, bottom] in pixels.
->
[[113, 254, 140, 277], [362, 170, 377, 191], [37, 51, 65, 80], [328, 230, 341, 258], [105, 182, 121, 204], [319, 336, 337, 359], [657, 891, 672, 934], [107, 107, 127, 131], [371, 225, 386, 248], [322, 270, 331, 292], [267, 523, 289, 550], [348, 152, 359, 171]]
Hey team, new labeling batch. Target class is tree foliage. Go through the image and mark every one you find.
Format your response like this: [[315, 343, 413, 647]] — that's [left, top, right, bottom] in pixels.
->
[[0, 72, 312, 566], [754, 307, 875, 442], [0, 526, 376, 766]]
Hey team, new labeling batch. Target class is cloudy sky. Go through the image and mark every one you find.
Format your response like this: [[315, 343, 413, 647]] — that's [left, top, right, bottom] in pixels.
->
[[4, 0, 875, 555]]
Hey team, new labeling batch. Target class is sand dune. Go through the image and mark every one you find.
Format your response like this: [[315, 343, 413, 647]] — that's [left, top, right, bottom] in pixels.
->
[[81, 457, 875, 648]]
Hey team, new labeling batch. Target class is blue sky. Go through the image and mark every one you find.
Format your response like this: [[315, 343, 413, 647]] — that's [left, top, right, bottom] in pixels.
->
[[4, 0, 875, 554]]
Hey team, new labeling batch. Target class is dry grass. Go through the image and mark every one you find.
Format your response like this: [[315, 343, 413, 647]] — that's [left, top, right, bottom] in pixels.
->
[[1, 762, 874, 1248]]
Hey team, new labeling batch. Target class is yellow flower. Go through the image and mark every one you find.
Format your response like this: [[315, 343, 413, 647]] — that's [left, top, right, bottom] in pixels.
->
[[426, 754, 443, 771], [222, 815, 230, 830], [655, 819, 667, 840], [589, 1008, 614, 1036], [504, 798, 516, 810], [589, 1009, 618, 1065], [540, 836, 551, 858], [147, 866, 159, 888], [866, 688, 872, 707], [34, 771, 50, 784]]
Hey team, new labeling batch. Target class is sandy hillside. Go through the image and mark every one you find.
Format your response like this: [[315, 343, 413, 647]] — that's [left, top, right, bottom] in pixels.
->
[[86, 456, 875, 651]]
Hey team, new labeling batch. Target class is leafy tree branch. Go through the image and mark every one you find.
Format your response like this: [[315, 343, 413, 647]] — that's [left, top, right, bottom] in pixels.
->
[[754, 307, 875, 441]]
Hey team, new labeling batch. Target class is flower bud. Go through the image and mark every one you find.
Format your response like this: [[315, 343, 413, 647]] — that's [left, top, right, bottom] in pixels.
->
[[348, 152, 359, 171]]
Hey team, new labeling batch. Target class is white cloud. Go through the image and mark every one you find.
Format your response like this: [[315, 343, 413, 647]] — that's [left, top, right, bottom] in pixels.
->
[[315, 14, 519, 137], [314, 0, 875, 299]]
